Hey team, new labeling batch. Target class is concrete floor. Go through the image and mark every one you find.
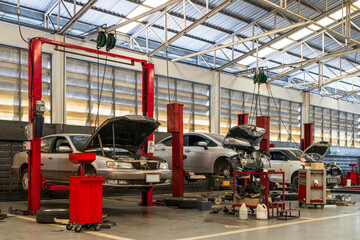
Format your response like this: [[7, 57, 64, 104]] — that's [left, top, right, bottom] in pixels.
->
[[0, 192, 359, 240]]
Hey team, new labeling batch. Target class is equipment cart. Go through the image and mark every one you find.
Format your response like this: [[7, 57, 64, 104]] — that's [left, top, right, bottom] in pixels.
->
[[298, 169, 326, 208]]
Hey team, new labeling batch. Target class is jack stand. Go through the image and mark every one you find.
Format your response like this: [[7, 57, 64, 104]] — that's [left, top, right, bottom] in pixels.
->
[[141, 187, 154, 206], [256, 116, 270, 153]]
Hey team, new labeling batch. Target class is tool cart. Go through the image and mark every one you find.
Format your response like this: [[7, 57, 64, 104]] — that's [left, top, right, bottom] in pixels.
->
[[298, 169, 326, 208]]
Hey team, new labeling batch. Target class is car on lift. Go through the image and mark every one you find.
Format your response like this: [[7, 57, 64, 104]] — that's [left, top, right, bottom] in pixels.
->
[[269, 141, 342, 191], [154, 124, 271, 178], [11, 115, 172, 191]]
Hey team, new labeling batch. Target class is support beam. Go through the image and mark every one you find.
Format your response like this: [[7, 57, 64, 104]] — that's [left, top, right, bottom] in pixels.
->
[[58, 0, 97, 35], [44, 0, 60, 28], [149, 0, 234, 57], [85, 0, 182, 41], [216, 3, 355, 71], [307, 70, 360, 91], [171, 21, 308, 62]]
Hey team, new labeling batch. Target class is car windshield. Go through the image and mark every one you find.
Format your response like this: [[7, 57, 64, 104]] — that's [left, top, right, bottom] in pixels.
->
[[70, 135, 90, 151], [206, 134, 225, 143], [288, 149, 303, 159]]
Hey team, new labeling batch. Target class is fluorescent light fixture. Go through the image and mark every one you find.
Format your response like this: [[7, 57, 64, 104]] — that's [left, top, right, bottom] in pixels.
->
[[270, 38, 294, 49], [143, 0, 169, 8], [257, 47, 276, 58], [238, 56, 257, 65], [289, 28, 314, 40]]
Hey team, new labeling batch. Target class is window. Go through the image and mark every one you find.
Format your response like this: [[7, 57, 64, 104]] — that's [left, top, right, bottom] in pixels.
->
[[41, 137, 53, 153], [70, 135, 90, 151], [53, 137, 71, 153], [161, 137, 172, 146], [270, 151, 288, 161], [0, 45, 51, 122], [187, 135, 215, 147]]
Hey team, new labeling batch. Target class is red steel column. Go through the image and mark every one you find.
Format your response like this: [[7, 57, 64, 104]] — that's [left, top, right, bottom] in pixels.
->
[[28, 39, 43, 213], [167, 103, 184, 197], [237, 113, 249, 125], [256, 116, 270, 153], [141, 63, 155, 206], [303, 123, 313, 150]]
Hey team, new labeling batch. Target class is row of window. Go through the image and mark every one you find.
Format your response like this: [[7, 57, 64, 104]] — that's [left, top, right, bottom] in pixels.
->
[[220, 88, 302, 143]]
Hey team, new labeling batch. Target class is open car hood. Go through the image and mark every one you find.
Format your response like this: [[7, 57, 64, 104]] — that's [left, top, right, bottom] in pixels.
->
[[224, 124, 266, 146], [82, 115, 160, 153], [302, 141, 331, 161]]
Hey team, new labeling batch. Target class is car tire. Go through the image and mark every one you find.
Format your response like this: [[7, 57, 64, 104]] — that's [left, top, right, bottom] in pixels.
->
[[177, 198, 200, 209], [21, 169, 28, 192], [291, 173, 299, 192], [36, 209, 69, 224], [215, 160, 232, 178]]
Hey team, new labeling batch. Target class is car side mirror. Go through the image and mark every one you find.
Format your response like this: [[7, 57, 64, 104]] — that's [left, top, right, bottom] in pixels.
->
[[59, 146, 71, 153], [198, 141, 208, 150]]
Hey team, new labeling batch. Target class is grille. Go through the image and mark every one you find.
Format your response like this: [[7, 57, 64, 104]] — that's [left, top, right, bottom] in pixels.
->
[[131, 162, 158, 170]]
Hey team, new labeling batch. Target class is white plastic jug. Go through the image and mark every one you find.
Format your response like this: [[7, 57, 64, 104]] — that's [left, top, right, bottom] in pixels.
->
[[346, 178, 352, 187], [239, 203, 248, 220], [256, 204, 268, 220]]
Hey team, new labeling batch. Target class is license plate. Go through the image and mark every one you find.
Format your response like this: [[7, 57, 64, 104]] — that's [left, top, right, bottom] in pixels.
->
[[146, 174, 160, 183]]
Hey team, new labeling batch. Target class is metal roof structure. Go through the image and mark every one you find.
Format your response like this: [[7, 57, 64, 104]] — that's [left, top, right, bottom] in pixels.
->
[[1, 0, 360, 102]]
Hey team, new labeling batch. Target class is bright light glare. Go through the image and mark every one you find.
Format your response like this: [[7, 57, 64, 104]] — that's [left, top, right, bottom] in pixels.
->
[[257, 47, 275, 58], [143, 0, 168, 8], [289, 28, 314, 40], [238, 56, 257, 65], [270, 38, 294, 49]]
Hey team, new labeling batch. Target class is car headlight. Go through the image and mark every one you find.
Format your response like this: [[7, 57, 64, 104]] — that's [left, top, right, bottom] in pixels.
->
[[159, 162, 169, 169], [106, 161, 133, 169]]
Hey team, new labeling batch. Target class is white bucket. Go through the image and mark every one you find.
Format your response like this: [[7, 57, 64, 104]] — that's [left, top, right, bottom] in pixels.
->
[[346, 179, 352, 187], [239, 203, 248, 220], [256, 204, 268, 220]]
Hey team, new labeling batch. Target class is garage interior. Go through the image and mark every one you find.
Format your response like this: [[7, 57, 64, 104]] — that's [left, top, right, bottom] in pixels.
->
[[0, 0, 359, 239]]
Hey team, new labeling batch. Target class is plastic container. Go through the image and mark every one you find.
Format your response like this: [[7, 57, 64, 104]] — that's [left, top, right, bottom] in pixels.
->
[[256, 204, 268, 220], [239, 203, 248, 220], [346, 178, 352, 187]]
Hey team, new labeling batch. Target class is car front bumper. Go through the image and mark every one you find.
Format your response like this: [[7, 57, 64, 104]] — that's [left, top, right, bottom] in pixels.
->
[[98, 169, 172, 187]]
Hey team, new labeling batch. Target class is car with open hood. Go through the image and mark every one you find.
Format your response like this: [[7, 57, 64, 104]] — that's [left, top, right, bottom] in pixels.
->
[[154, 124, 271, 178], [270, 141, 342, 191], [11, 115, 172, 191]]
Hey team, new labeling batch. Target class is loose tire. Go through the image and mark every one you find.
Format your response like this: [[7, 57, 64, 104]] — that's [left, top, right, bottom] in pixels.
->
[[36, 209, 69, 224], [164, 197, 184, 207], [177, 198, 200, 209]]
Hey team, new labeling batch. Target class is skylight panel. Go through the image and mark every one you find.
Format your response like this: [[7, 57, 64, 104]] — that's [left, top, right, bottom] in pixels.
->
[[270, 38, 294, 49], [127, 5, 150, 19], [117, 22, 139, 34], [143, 0, 169, 8], [289, 28, 314, 40], [238, 56, 257, 66], [316, 17, 335, 27], [257, 47, 276, 58]]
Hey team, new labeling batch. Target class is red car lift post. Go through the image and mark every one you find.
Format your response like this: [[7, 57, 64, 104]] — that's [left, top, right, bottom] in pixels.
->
[[27, 38, 151, 213], [301, 123, 313, 151], [167, 103, 184, 197], [237, 113, 249, 125], [256, 116, 270, 153]]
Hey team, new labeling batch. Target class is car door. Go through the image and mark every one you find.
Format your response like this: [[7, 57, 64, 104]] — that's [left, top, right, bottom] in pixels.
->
[[40, 137, 55, 180], [270, 151, 291, 183], [154, 137, 173, 169], [45, 136, 76, 182], [184, 134, 213, 172]]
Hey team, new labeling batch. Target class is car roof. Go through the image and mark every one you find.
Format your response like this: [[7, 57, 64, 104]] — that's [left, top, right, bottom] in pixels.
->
[[44, 133, 91, 138], [270, 147, 302, 151]]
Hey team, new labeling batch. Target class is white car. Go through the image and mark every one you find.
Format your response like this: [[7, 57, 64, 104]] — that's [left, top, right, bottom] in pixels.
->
[[270, 142, 342, 191], [154, 125, 271, 178]]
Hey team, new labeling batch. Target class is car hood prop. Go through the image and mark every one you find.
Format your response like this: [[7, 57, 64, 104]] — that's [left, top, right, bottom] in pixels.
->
[[82, 115, 160, 154], [224, 124, 267, 147]]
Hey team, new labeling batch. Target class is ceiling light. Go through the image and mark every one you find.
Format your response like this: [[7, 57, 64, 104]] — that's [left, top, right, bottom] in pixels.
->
[[270, 38, 294, 49]]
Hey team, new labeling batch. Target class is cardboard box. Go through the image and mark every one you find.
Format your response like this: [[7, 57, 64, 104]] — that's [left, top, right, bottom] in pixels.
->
[[311, 162, 324, 170], [233, 195, 261, 206]]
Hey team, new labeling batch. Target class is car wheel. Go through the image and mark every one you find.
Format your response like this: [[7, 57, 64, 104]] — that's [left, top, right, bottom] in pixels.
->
[[36, 209, 69, 224], [177, 198, 200, 209], [291, 173, 299, 192], [21, 169, 28, 192], [215, 160, 232, 178]]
